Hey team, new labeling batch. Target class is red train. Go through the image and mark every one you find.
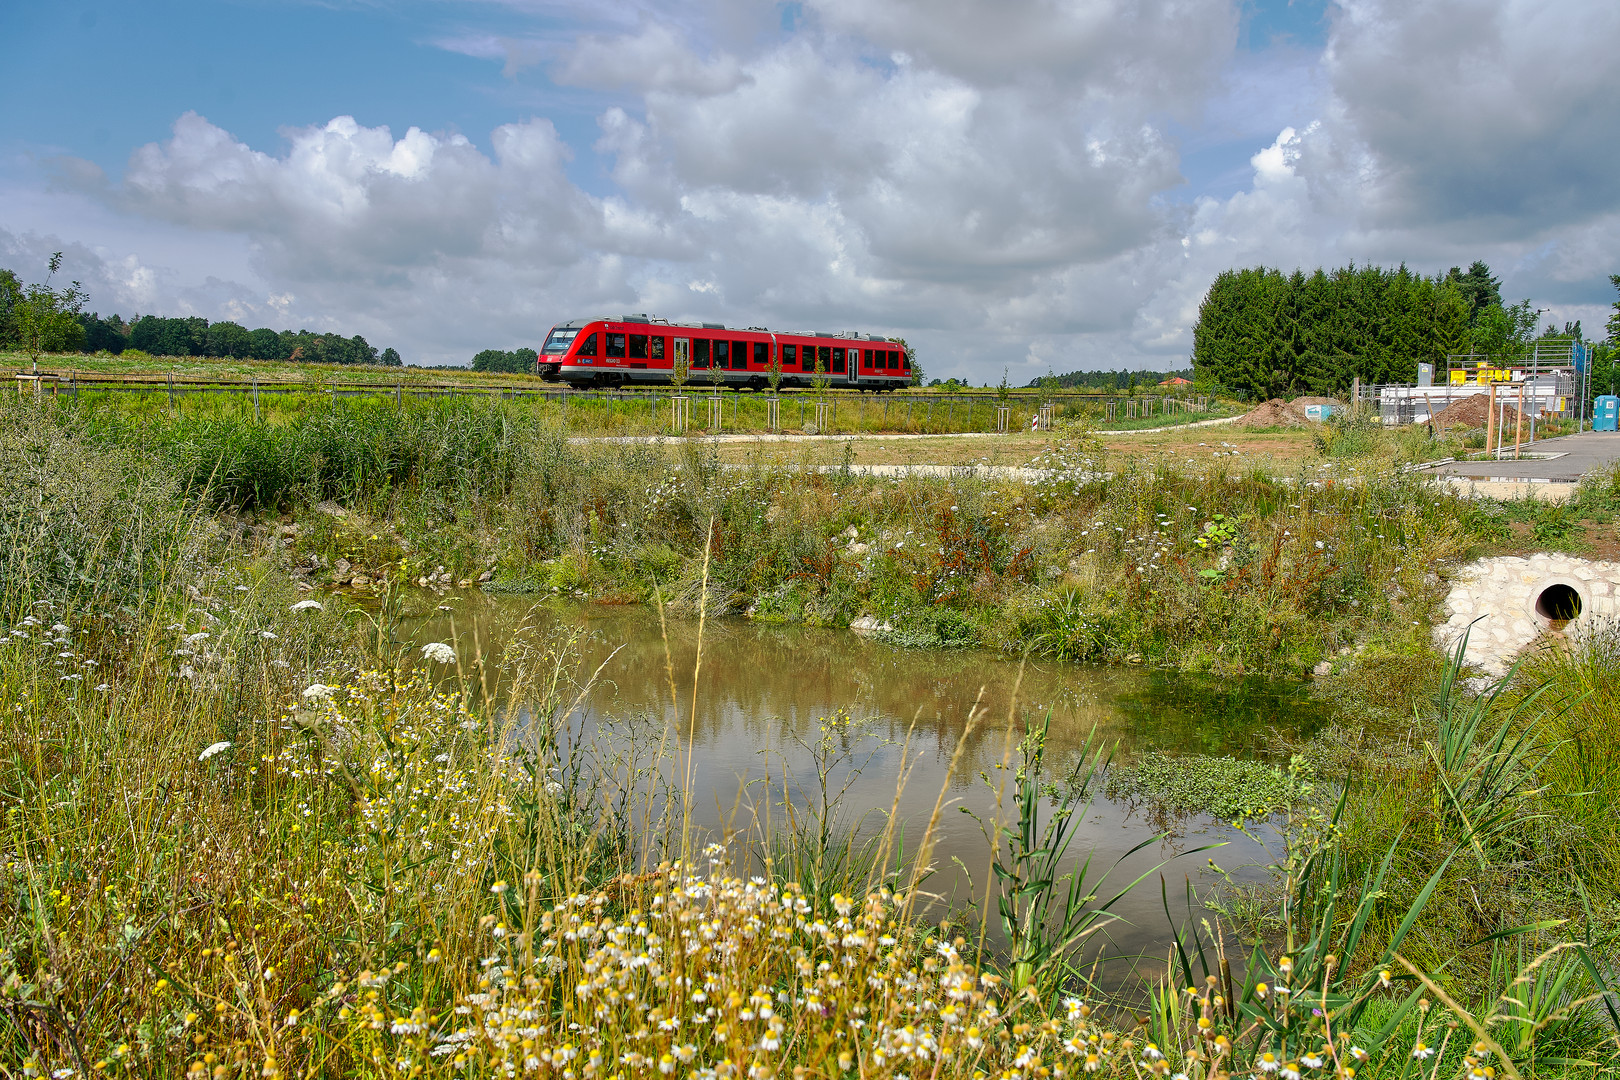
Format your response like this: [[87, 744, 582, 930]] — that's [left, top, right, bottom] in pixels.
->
[[536, 314, 912, 390]]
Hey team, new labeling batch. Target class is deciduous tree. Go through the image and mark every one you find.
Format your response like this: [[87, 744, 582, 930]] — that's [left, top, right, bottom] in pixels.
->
[[16, 253, 88, 369]]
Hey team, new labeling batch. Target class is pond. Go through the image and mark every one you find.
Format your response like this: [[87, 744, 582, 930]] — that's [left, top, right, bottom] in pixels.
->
[[394, 591, 1326, 988]]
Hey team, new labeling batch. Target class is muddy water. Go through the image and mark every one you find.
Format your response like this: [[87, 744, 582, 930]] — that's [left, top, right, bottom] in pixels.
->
[[398, 592, 1324, 985]]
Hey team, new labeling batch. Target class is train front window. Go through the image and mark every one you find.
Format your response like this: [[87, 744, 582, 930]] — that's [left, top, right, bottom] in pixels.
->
[[542, 328, 579, 354]]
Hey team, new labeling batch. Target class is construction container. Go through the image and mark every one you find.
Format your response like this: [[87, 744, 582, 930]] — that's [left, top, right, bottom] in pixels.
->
[[1596, 395, 1619, 432]]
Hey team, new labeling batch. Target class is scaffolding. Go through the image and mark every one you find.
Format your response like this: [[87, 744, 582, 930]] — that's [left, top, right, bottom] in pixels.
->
[[1362, 339, 1594, 429]]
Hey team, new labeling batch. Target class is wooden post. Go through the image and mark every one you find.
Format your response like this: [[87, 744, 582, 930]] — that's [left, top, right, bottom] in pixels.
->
[[1351, 376, 1360, 417], [1514, 383, 1525, 460], [1485, 380, 1498, 458], [254, 377, 261, 423]]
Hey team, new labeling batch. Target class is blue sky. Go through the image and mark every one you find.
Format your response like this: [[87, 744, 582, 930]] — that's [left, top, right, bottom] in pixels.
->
[[2, 0, 1615, 374]]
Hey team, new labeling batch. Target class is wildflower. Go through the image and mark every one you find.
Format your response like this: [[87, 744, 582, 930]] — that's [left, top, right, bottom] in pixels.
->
[[1412, 1042, 1435, 1060], [1258, 1051, 1280, 1072], [422, 642, 457, 664], [1281, 1063, 1300, 1079], [289, 599, 323, 612], [1301, 1052, 1325, 1069], [1254, 982, 1269, 999], [301, 684, 335, 701], [260, 631, 277, 640], [1349, 1047, 1368, 1063], [1379, 970, 1391, 988], [198, 741, 232, 762]]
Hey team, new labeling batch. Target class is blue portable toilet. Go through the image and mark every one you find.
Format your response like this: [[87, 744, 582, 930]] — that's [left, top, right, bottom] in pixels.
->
[[1596, 395, 1620, 432]]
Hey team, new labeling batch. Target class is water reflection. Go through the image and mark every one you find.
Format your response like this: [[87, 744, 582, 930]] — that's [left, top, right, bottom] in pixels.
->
[[394, 591, 1323, 985]]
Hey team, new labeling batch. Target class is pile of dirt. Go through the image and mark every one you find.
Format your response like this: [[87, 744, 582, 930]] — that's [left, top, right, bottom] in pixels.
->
[[1239, 396, 1342, 427], [1426, 393, 1525, 430]]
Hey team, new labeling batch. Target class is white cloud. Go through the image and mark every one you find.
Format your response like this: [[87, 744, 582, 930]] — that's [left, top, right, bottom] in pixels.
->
[[554, 23, 748, 95], [16, 0, 1619, 377]]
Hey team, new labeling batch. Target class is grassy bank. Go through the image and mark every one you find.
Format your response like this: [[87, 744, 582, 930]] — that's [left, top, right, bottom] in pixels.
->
[[35, 392, 1483, 679], [2, 395, 1620, 1076]]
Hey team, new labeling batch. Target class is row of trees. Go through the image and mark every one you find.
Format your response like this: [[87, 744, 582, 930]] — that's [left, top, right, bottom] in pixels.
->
[[1, 259, 401, 366], [1029, 367, 1193, 391], [471, 348, 538, 373], [1188, 261, 1543, 398], [98, 313, 400, 366]]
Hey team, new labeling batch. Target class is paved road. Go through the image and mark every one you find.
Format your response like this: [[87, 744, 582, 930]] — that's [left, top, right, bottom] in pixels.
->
[[1434, 431, 1620, 482]]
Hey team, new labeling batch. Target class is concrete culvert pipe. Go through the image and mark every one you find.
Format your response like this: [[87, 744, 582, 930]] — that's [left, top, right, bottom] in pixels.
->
[[1534, 582, 1582, 625], [1438, 556, 1620, 675]]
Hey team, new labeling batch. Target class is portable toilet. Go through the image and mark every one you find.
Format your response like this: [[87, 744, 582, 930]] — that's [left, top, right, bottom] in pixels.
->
[[1596, 395, 1620, 432]]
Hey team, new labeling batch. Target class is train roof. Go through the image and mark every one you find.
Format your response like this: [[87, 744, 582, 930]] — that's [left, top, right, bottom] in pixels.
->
[[554, 315, 890, 341]]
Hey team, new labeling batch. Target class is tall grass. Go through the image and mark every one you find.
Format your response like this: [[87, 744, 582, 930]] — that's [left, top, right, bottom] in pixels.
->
[[13, 394, 1495, 679], [1, 397, 1616, 1077]]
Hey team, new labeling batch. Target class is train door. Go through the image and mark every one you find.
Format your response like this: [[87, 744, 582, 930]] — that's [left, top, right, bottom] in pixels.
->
[[848, 348, 861, 385], [673, 338, 690, 382]]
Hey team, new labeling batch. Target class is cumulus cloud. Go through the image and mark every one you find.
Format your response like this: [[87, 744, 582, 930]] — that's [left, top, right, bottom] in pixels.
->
[[554, 23, 748, 95], [1300, 0, 1620, 236], [24, 0, 1620, 375]]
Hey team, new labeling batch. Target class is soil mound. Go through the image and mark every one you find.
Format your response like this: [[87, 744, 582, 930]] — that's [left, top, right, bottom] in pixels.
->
[[1427, 393, 1525, 429], [1239, 396, 1341, 427]]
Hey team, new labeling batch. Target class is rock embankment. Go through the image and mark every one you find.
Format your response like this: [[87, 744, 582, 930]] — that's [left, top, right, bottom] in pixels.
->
[[1437, 554, 1620, 674]]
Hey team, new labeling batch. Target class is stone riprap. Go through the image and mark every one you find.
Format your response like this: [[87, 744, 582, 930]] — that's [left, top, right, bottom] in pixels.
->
[[1437, 554, 1620, 674]]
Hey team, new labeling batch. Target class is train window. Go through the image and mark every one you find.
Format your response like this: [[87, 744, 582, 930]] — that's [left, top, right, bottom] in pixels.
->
[[733, 341, 748, 368], [782, 344, 797, 366], [862, 350, 872, 370], [606, 334, 626, 358], [832, 348, 845, 373], [542, 327, 579, 354], [754, 342, 769, 366], [875, 351, 886, 370], [714, 340, 730, 368], [628, 334, 648, 359], [649, 336, 665, 360], [575, 333, 598, 357], [693, 339, 710, 368], [818, 345, 831, 370]]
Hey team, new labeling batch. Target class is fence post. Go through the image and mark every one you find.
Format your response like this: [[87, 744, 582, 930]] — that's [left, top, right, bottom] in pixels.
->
[[254, 377, 260, 423], [996, 405, 1009, 433]]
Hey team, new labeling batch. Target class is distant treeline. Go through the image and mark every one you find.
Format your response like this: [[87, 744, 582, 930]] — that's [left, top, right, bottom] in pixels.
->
[[471, 348, 537, 374], [1028, 368, 1193, 391], [76, 313, 402, 366], [1188, 261, 1541, 398], [0, 268, 402, 365]]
